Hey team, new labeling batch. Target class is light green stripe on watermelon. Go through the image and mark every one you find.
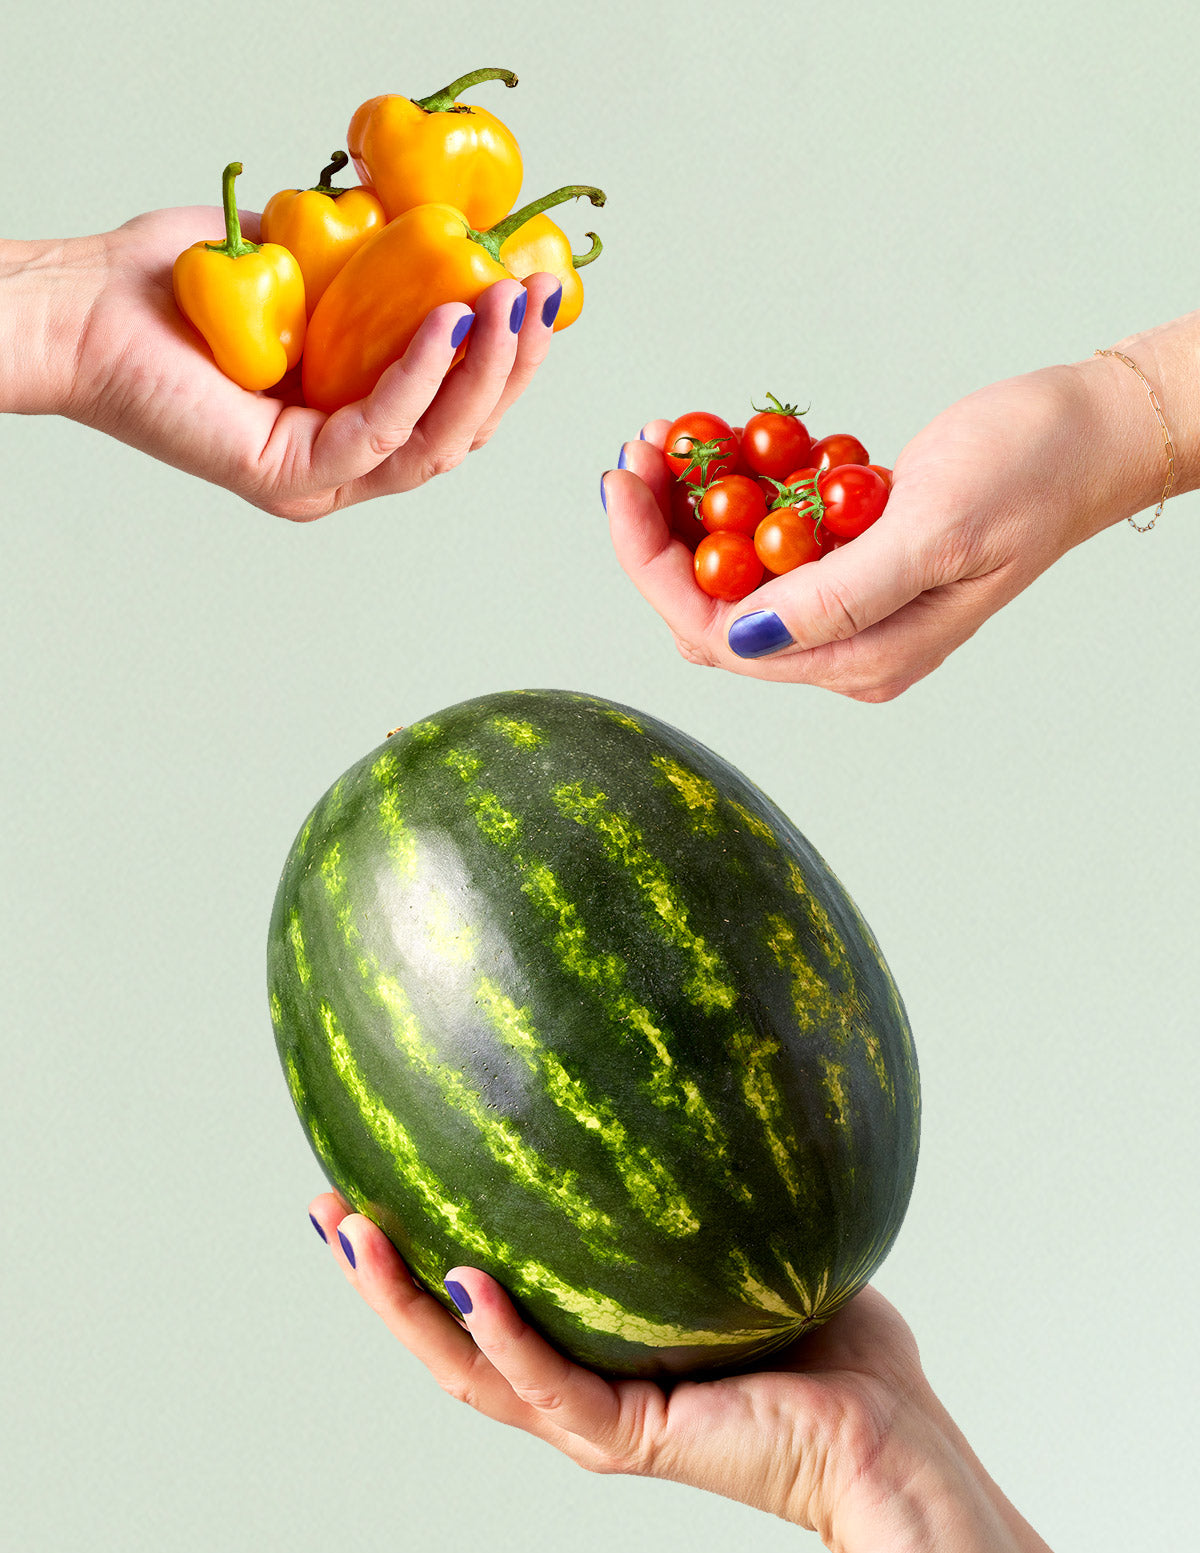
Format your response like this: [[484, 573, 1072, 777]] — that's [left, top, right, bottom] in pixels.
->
[[320, 844, 361, 948], [726, 1023, 804, 1204], [475, 977, 701, 1238], [490, 717, 543, 749], [422, 888, 478, 965], [727, 1249, 810, 1320], [285, 1051, 369, 1215], [728, 799, 777, 847], [820, 1057, 852, 1131], [371, 976, 625, 1251], [550, 781, 736, 1013], [288, 910, 312, 986], [651, 754, 723, 837], [599, 706, 643, 733], [443, 749, 523, 847]]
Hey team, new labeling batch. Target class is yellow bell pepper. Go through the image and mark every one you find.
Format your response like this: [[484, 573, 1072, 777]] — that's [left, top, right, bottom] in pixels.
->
[[261, 151, 385, 315], [347, 67, 523, 229], [173, 162, 306, 391], [303, 185, 605, 414], [500, 218, 602, 333]]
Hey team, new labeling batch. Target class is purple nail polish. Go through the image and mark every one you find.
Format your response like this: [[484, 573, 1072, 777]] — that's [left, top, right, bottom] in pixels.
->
[[729, 610, 795, 658], [541, 285, 563, 328], [337, 1229, 357, 1269], [309, 1213, 327, 1243], [444, 1278, 473, 1315], [509, 291, 528, 333], [450, 312, 475, 348], [600, 474, 608, 512], [617, 445, 629, 470]]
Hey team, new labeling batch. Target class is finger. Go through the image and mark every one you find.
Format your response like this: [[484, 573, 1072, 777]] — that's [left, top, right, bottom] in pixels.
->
[[638, 419, 671, 450], [468, 271, 563, 449], [380, 277, 528, 485], [444, 1266, 646, 1466], [302, 301, 476, 492], [605, 467, 719, 647], [616, 436, 672, 519]]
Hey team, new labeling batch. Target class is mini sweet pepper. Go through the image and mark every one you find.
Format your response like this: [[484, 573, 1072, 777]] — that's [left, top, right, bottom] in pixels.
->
[[260, 151, 385, 315], [302, 184, 605, 414], [347, 67, 523, 229], [173, 162, 306, 391]]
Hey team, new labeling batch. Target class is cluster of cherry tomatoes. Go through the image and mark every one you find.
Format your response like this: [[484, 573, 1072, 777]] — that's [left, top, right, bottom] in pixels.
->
[[663, 397, 893, 602]]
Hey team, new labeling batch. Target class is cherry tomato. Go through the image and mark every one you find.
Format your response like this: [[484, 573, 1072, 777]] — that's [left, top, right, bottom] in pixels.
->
[[869, 464, 893, 490], [669, 482, 708, 551], [698, 475, 768, 536], [742, 398, 812, 480], [817, 464, 889, 539], [811, 433, 870, 473], [694, 531, 764, 601], [664, 412, 742, 484], [754, 507, 823, 574]]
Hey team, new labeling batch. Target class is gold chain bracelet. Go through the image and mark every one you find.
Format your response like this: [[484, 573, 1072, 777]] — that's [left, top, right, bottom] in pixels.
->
[[1094, 348, 1177, 532]]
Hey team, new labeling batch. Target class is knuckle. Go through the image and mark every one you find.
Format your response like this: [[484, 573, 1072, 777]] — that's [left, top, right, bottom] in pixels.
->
[[437, 1374, 481, 1411], [419, 446, 468, 483], [675, 635, 717, 668], [809, 577, 865, 642]]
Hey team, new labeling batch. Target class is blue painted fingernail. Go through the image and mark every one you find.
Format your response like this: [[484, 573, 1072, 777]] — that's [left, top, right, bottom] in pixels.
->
[[309, 1213, 327, 1243], [509, 291, 528, 333], [450, 311, 475, 348], [617, 444, 629, 470], [337, 1230, 357, 1269], [541, 284, 563, 328], [638, 427, 648, 440], [600, 474, 609, 512], [444, 1278, 473, 1315], [729, 610, 795, 658]]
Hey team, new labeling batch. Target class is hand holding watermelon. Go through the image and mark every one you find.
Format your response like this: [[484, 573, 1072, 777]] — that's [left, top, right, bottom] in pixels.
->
[[309, 1195, 1050, 1553]]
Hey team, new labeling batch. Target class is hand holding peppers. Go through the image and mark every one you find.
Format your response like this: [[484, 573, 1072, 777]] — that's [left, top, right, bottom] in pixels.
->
[[172, 162, 306, 391]]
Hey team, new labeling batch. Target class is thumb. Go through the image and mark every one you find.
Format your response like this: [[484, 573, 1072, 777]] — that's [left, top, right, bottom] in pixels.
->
[[725, 510, 925, 660]]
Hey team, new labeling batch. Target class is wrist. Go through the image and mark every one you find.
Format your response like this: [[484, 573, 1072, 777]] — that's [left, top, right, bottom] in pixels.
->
[[826, 1386, 1051, 1553], [0, 236, 104, 417]]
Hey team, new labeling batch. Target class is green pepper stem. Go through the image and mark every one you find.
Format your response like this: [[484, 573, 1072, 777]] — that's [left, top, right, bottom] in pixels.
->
[[415, 67, 519, 114], [572, 231, 602, 269], [470, 185, 607, 261], [205, 162, 259, 258], [313, 150, 349, 193]]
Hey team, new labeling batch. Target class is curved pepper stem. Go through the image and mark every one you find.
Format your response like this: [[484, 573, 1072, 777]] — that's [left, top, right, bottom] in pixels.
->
[[572, 231, 602, 269], [313, 150, 350, 194], [470, 185, 607, 262], [414, 67, 519, 114], [205, 162, 259, 259]]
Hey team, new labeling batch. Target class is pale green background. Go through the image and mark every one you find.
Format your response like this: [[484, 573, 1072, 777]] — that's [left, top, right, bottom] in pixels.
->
[[2, 1, 1197, 1548]]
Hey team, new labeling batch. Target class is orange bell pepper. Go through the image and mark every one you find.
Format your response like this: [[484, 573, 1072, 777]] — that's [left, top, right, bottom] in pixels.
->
[[348, 66, 522, 229], [500, 219, 602, 333], [173, 162, 305, 391], [303, 184, 605, 414], [260, 151, 385, 315]]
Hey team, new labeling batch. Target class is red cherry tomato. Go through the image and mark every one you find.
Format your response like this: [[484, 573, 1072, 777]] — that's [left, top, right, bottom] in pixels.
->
[[869, 464, 893, 490], [817, 464, 889, 539], [811, 433, 870, 473], [742, 401, 812, 480], [694, 531, 764, 601], [754, 507, 823, 574], [664, 412, 742, 484], [669, 482, 708, 551], [698, 475, 768, 536]]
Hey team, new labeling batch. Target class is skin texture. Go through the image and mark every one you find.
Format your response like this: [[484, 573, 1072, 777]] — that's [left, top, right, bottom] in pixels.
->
[[602, 313, 1200, 700], [310, 1193, 1054, 1553], [0, 210, 561, 519]]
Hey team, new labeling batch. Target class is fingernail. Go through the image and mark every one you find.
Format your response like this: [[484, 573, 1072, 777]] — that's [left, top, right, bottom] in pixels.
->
[[729, 610, 795, 658], [617, 444, 629, 470], [600, 473, 609, 512], [444, 1278, 473, 1315], [337, 1229, 357, 1269], [541, 284, 563, 328], [309, 1213, 327, 1243], [638, 427, 648, 440], [509, 291, 528, 333], [450, 311, 475, 348]]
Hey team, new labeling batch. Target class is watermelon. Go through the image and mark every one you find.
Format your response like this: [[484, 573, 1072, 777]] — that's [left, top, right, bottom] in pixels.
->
[[267, 689, 919, 1377]]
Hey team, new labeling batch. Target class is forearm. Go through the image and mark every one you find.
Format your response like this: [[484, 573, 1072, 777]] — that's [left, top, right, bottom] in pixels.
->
[[0, 236, 102, 416]]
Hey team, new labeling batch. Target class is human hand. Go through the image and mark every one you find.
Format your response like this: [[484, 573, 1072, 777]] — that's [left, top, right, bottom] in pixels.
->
[[0, 208, 562, 518], [603, 355, 1176, 700], [309, 1194, 1050, 1552]]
